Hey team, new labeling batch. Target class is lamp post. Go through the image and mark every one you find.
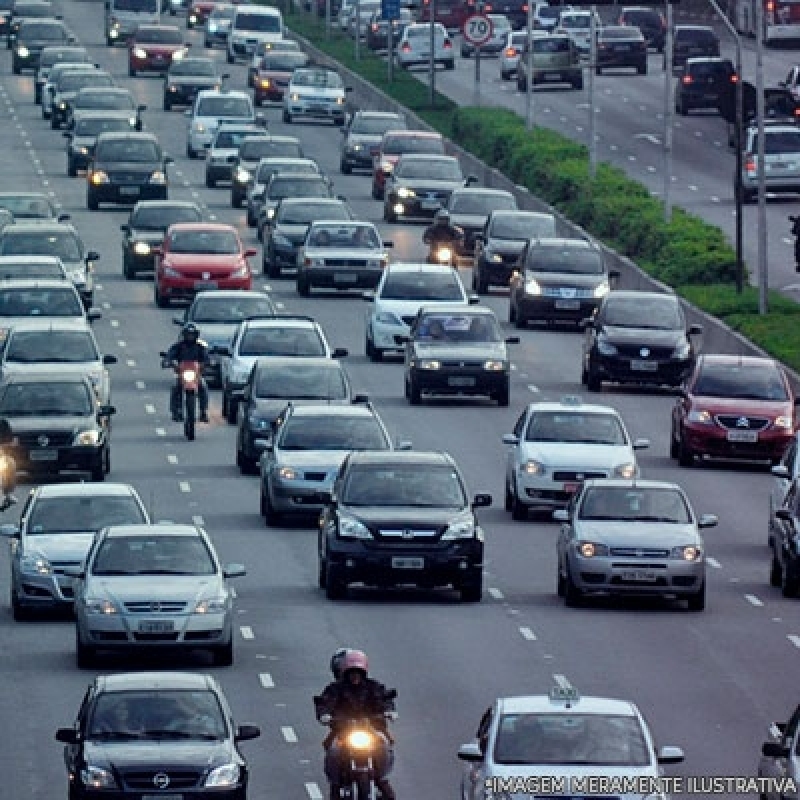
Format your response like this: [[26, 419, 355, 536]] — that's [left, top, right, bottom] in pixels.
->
[[429, 0, 435, 107], [662, 1, 674, 223], [588, 5, 597, 178], [354, 0, 361, 60], [525, 0, 533, 130], [755, 0, 768, 313]]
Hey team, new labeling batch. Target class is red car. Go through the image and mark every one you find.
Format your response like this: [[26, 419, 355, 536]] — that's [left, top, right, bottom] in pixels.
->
[[371, 129, 445, 200], [671, 354, 798, 467], [187, 0, 216, 28], [253, 50, 310, 105], [128, 25, 189, 77], [154, 222, 256, 308]]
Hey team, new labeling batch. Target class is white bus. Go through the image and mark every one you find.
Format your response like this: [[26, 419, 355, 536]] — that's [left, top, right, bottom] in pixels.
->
[[735, 0, 800, 45]]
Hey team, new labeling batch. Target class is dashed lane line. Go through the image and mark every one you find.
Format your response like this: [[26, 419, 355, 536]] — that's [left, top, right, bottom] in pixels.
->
[[179, 482, 191, 493], [110, 319, 119, 328], [488, 587, 504, 600], [788, 634, 800, 649], [156, 428, 166, 436], [127, 359, 136, 367], [553, 674, 572, 688], [528, 384, 540, 393], [259, 672, 275, 688], [281, 726, 298, 743], [167, 454, 178, 464], [305, 783, 323, 800], [519, 626, 537, 641], [135, 381, 145, 390], [706, 557, 721, 569], [145, 404, 156, 414], [745, 594, 763, 607], [241, 626, 255, 640], [192, 515, 204, 526]]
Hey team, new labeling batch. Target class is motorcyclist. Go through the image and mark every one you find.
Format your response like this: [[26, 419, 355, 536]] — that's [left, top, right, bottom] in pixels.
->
[[422, 209, 464, 262], [0, 418, 16, 511], [791, 215, 800, 271], [314, 650, 397, 800], [163, 323, 210, 423]]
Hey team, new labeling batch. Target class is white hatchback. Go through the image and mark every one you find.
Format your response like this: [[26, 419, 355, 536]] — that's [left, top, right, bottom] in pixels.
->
[[282, 67, 349, 126], [184, 89, 259, 158], [395, 23, 455, 70]]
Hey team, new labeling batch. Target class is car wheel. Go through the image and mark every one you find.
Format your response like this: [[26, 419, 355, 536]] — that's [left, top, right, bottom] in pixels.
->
[[511, 479, 527, 521], [34, 86, 41, 104], [408, 373, 421, 405], [186, 143, 197, 159], [366, 332, 382, 362], [11, 589, 27, 621], [686, 581, 706, 611], [205, 38, 212, 48], [128, 65, 135, 77], [87, 192, 99, 211], [460, 576, 482, 602], [501, 70, 511, 81], [669, 429, 680, 459], [677, 431, 694, 467], [445, 59, 455, 70], [90, 451, 106, 482], [504, 479, 513, 512], [573, 76, 583, 90], [564, 562, 583, 607], [12, 60, 20, 75], [225, 394, 237, 425], [637, 63, 647, 75], [595, 66, 602, 76], [205, 173, 216, 189], [265, 257, 281, 279], [677, 98, 688, 116], [154, 282, 169, 308], [340, 160, 352, 175], [508, 298, 517, 324], [586, 365, 601, 392], [371, 181, 382, 200], [226, 50, 234, 64], [246, 209, 255, 226], [283, 109, 292, 123], [75, 630, 97, 669], [770, 552, 782, 588], [211, 638, 234, 666], [67, 158, 77, 178], [50, 113, 60, 130], [325, 565, 347, 600], [475, 269, 489, 295], [514, 308, 527, 330], [236, 447, 257, 476], [261, 486, 280, 526], [297, 274, 311, 296], [163, 95, 172, 111], [782, 561, 800, 598], [556, 565, 566, 597], [495, 383, 510, 407], [318, 557, 327, 589]]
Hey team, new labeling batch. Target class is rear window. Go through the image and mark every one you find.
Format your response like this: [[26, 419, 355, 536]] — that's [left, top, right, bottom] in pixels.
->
[[624, 10, 660, 25], [383, 135, 443, 155], [688, 61, 733, 78], [196, 96, 252, 118], [753, 130, 800, 154], [677, 28, 717, 44], [533, 37, 570, 53], [235, 11, 281, 32], [136, 27, 182, 43]]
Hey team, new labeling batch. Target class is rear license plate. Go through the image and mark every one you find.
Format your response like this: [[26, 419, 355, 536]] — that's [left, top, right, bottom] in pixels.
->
[[333, 273, 358, 283], [615, 44, 631, 51], [448, 376, 476, 387], [543, 72, 562, 80], [142, 796, 183, 800], [421, 200, 441, 210], [563, 482, 580, 494], [29, 449, 57, 462], [194, 280, 218, 289], [138, 620, 174, 633], [554, 299, 580, 309], [620, 570, 657, 582], [727, 430, 758, 443], [119, 186, 139, 196], [768, 162, 787, 170], [391, 557, 424, 569], [630, 359, 658, 371]]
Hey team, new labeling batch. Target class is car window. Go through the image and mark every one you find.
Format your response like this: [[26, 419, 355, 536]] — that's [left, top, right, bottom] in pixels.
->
[[383, 135, 443, 155], [490, 213, 556, 239], [380, 271, 464, 301], [278, 204, 346, 225], [0, 262, 65, 280], [28, 495, 146, 533], [256, 162, 317, 182], [255, 363, 347, 399], [131, 205, 202, 230], [169, 58, 216, 76], [96, 140, 160, 162], [135, 27, 182, 43], [235, 11, 282, 32], [214, 129, 255, 149], [602, 296, 683, 329], [196, 96, 252, 118], [351, 115, 405, 135], [0, 287, 83, 317], [415, 312, 500, 342], [5, 330, 98, 363], [450, 194, 516, 215], [239, 326, 326, 356], [76, 92, 135, 110], [579, 487, 690, 523], [0, 196, 55, 219], [342, 464, 466, 507], [292, 69, 343, 89], [692, 363, 788, 401], [74, 117, 135, 136], [168, 230, 239, 255], [0, 232, 82, 261], [91, 534, 216, 575], [525, 412, 626, 445], [525, 246, 603, 275], [0, 380, 93, 415], [278, 415, 388, 451], [306, 223, 379, 247], [752, 131, 800, 154], [395, 159, 462, 181], [533, 37, 570, 53], [57, 73, 113, 91], [190, 295, 274, 323], [268, 178, 329, 199], [19, 22, 68, 39]]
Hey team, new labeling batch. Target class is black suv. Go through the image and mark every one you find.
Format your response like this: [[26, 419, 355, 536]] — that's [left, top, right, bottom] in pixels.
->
[[230, 135, 304, 208], [617, 6, 666, 52], [12, 18, 75, 73], [668, 25, 719, 71], [675, 57, 735, 116], [318, 451, 491, 602]]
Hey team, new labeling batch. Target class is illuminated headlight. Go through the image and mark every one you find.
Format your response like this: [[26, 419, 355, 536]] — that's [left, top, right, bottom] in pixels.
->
[[671, 545, 702, 561], [393, 203, 404, 215], [347, 730, 372, 749], [85, 598, 118, 615], [149, 170, 167, 185], [774, 415, 794, 430], [613, 462, 636, 479], [525, 277, 542, 295], [259, 78, 271, 88], [133, 241, 151, 256], [90, 170, 109, 185], [442, 513, 475, 540], [128, 117, 137, 128], [290, 92, 300, 101], [593, 281, 610, 297], [77, 146, 89, 155], [208, 22, 218, 31], [488, 252, 503, 263], [16, 45, 29, 58], [249, 415, 271, 430], [81, 766, 116, 789], [20, 555, 52, 575], [109, 27, 119, 37], [182, 368, 197, 382], [339, 515, 372, 540], [189, 14, 198, 22], [418, 359, 441, 370], [687, 409, 712, 424], [266, 208, 275, 219], [397, 187, 415, 198], [193, 122, 206, 133], [522, 459, 545, 475], [596, 336, 617, 355], [195, 595, 227, 613], [235, 167, 251, 183], [278, 466, 300, 481], [133, 47, 147, 59], [484, 360, 505, 371], [58, 101, 67, 110], [672, 341, 691, 359], [172, 47, 188, 60], [348, 143, 362, 152], [203, 763, 240, 788], [578, 541, 609, 558], [74, 429, 101, 446], [375, 311, 402, 325]]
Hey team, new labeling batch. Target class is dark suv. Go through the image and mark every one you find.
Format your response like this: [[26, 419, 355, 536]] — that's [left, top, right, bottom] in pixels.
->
[[617, 6, 666, 52], [318, 451, 491, 602], [675, 57, 735, 116], [669, 25, 719, 71]]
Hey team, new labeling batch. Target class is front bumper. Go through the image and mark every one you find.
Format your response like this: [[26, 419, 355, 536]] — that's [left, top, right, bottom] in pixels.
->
[[206, 160, 234, 182], [301, 266, 384, 290], [165, 83, 215, 105], [158, 275, 252, 302], [89, 182, 167, 206], [410, 366, 509, 398], [124, 246, 157, 273], [10, 443, 104, 476], [14, 49, 41, 70], [516, 294, 600, 322], [683, 424, 792, 462], [129, 52, 174, 72], [285, 99, 346, 121], [570, 554, 704, 596], [14, 569, 76, 609], [592, 353, 691, 388]]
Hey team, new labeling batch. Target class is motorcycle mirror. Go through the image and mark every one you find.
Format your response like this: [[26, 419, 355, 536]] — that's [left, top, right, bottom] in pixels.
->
[[159, 351, 167, 358]]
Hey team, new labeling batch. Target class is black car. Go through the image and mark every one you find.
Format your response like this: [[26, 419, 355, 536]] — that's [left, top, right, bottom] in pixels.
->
[[723, 84, 800, 148], [596, 26, 647, 75], [230, 135, 303, 208], [120, 200, 204, 279], [0, 191, 66, 222], [340, 110, 406, 174], [12, 18, 75, 73], [668, 25, 719, 71], [771, 478, 800, 597], [402, 304, 517, 406], [0, 0, 14, 39], [617, 6, 665, 52], [49, 69, 115, 130], [445, 187, 517, 256], [384, 154, 475, 223], [55, 671, 261, 800], [365, 9, 410, 51], [0, 373, 114, 480], [87, 132, 173, 211], [64, 113, 137, 177], [675, 57, 736, 116], [581, 290, 703, 391], [235, 356, 353, 472], [66, 87, 145, 131], [484, 0, 527, 29], [509, 237, 617, 327], [162, 56, 223, 110], [247, 157, 321, 228], [34, 43, 90, 103], [7, 0, 52, 45], [318, 450, 491, 601]]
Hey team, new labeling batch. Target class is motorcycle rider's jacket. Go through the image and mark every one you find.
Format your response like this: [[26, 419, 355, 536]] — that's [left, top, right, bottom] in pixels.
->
[[422, 223, 464, 248], [165, 339, 210, 366], [314, 678, 396, 739]]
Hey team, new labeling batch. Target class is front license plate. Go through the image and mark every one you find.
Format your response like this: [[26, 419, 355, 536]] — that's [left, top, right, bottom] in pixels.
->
[[727, 429, 758, 443], [563, 482, 580, 494], [630, 359, 658, 371], [29, 449, 57, 462], [142, 796, 183, 800], [543, 72, 562, 81], [620, 570, 658, 582], [448, 376, 476, 387], [333, 272, 358, 283], [421, 200, 441, 210], [119, 186, 139, 196], [194, 280, 218, 289], [138, 619, 174, 633], [554, 299, 581, 310], [391, 557, 424, 569]]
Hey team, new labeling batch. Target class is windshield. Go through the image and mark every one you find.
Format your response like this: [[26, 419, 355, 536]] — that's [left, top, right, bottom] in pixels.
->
[[292, 69, 343, 88], [415, 312, 501, 343], [0, 380, 92, 415], [490, 212, 556, 239], [396, 159, 462, 181], [256, 162, 317, 182], [91, 534, 215, 576], [380, 271, 464, 301], [75, 91, 135, 111], [210, 5, 234, 19], [236, 11, 281, 31], [242, 138, 297, 159], [131, 204, 202, 230], [0, 288, 82, 317], [342, 464, 466, 507], [136, 27, 182, 43], [5, 330, 98, 363], [279, 415, 388, 451], [603, 296, 683, 329], [41, 48, 89, 67], [579, 487, 691, 524], [28, 495, 146, 533], [525, 411, 626, 445], [239, 326, 325, 357], [14, 4, 52, 16], [752, 130, 800, 154], [260, 52, 308, 71], [526, 247, 604, 275], [58, 73, 113, 92], [601, 26, 641, 39], [383, 135, 443, 155], [96, 139, 160, 163], [20, 22, 67, 39], [449, 193, 516, 215], [493, 713, 650, 766], [269, 179, 329, 199], [169, 58, 216, 76], [0, 195, 54, 219], [0, 232, 82, 261], [196, 96, 252, 118], [560, 14, 591, 28], [0, 262, 64, 280], [352, 116, 403, 135], [169, 230, 239, 255], [111, 0, 158, 10], [74, 117, 134, 136], [692, 363, 788, 401], [255, 363, 346, 399], [278, 204, 348, 226], [190, 296, 274, 323], [214, 129, 256, 149], [306, 223, 379, 247]]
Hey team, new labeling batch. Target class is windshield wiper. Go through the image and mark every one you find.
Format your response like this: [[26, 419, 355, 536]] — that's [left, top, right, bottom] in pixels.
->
[[632, 515, 681, 523], [90, 731, 144, 740], [140, 730, 195, 739]]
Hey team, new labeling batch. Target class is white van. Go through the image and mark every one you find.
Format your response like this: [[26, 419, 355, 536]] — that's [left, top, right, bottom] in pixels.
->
[[227, 5, 283, 63], [104, 0, 165, 46]]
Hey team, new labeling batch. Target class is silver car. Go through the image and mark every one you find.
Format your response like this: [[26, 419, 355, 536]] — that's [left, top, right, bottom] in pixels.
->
[[395, 23, 455, 70], [739, 123, 800, 202], [770, 432, 800, 545], [499, 29, 547, 80], [71, 523, 246, 668], [282, 67, 349, 126], [204, 3, 234, 48], [204, 122, 264, 188], [554, 479, 717, 610], [0, 483, 149, 619], [758, 707, 800, 800], [0, 254, 68, 281]]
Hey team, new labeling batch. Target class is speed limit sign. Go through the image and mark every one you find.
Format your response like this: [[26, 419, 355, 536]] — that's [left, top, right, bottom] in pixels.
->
[[463, 13, 493, 47]]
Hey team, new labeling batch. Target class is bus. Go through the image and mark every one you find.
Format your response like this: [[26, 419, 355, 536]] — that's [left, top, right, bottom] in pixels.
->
[[735, 0, 800, 45]]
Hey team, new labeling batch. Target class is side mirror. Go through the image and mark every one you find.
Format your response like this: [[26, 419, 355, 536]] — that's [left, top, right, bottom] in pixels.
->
[[382, 240, 393, 248], [362, 290, 375, 302], [772, 465, 791, 478], [244, 248, 258, 257], [762, 741, 790, 759], [235, 724, 261, 742], [396, 440, 413, 451], [776, 508, 792, 521], [502, 433, 519, 445], [632, 438, 649, 450], [505, 336, 520, 344], [58, 213, 71, 223], [553, 509, 570, 522], [0, 523, 19, 537], [457, 743, 483, 763], [222, 563, 246, 578], [468, 294, 480, 305], [352, 393, 369, 404], [332, 347, 348, 358], [608, 269, 620, 288], [86, 250, 99, 262], [102, 354, 117, 365], [87, 309, 102, 321], [657, 746, 685, 765], [472, 493, 492, 508], [688, 323, 703, 335], [697, 514, 718, 529], [98, 405, 116, 418], [55, 728, 79, 744]]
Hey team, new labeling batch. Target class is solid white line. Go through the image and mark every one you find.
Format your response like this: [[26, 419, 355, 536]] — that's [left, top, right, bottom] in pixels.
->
[[488, 587, 504, 599], [135, 381, 146, 390], [519, 626, 537, 641], [167, 454, 178, 464], [192, 515, 204, 526], [241, 625, 255, 640], [706, 557, 721, 569], [281, 726, 298, 743], [553, 674, 571, 688], [145, 404, 155, 414], [305, 783, 323, 800], [179, 482, 191, 493], [745, 594, 763, 607], [259, 672, 275, 688], [788, 634, 800, 649], [155, 428, 166, 437]]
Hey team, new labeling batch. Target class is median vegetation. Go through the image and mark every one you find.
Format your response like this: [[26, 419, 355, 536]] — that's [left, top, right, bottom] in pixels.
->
[[285, 6, 800, 373]]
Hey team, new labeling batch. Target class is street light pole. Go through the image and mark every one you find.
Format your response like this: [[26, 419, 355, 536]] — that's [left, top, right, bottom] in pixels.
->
[[588, 5, 597, 178], [663, 1, 674, 223], [429, 0, 435, 107], [525, 0, 533, 130], [755, 0, 769, 313], [354, 0, 361, 59]]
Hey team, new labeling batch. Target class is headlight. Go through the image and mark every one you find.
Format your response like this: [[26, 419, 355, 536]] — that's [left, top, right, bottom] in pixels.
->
[[375, 311, 402, 325], [195, 595, 227, 613], [417, 359, 441, 370], [77, 146, 89, 155], [133, 241, 151, 256], [20, 555, 52, 575], [671, 545, 702, 561], [85, 598, 118, 615], [89, 170, 109, 185], [335, 95, 346, 104], [277, 466, 299, 481], [774, 415, 793, 430], [613, 462, 636, 479], [672, 341, 691, 359], [577, 541, 609, 558], [593, 281, 610, 297], [16, 45, 29, 58], [128, 117, 137, 128], [596, 336, 617, 355], [522, 460, 545, 475], [267, 208, 275, 219], [397, 187, 415, 198], [193, 122, 206, 133], [208, 22, 218, 31], [442, 513, 475, 540], [435, 247, 452, 263], [182, 368, 197, 382], [687, 409, 712, 424], [484, 360, 505, 371], [204, 763, 240, 788], [348, 143, 362, 152], [235, 167, 251, 183], [249, 415, 271, 430], [81, 766, 116, 790], [290, 92, 300, 101], [339, 515, 372, 540], [109, 27, 119, 37], [149, 170, 167, 185], [74, 430, 101, 446], [133, 47, 147, 59], [347, 730, 373, 749], [525, 277, 542, 295], [172, 47, 188, 60], [58, 101, 67, 110]]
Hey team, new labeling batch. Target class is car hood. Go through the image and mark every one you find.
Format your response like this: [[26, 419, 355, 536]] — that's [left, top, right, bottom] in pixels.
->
[[87, 575, 221, 602], [342, 506, 466, 527], [129, 228, 167, 244], [412, 342, 508, 360], [517, 442, 634, 468], [528, 272, 607, 289], [9, 415, 95, 434], [575, 519, 701, 547], [276, 450, 352, 469], [83, 739, 233, 769], [24, 532, 96, 562], [20, 38, 66, 50], [290, 85, 345, 99], [195, 323, 239, 347], [687, 396, 792, 416], [95, 160, 161, 173], [303, 246, 384, 260], [164, 254, 244, 268], [600, 325, 684, 347]]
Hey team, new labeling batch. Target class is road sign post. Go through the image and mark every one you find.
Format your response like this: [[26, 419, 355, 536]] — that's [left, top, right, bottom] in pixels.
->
[[381, 0, 400, 83], [463, 13, 492, 100]]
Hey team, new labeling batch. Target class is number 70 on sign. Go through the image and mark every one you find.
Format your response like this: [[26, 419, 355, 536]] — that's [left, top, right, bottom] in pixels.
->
[[463, 14, 493, 46]]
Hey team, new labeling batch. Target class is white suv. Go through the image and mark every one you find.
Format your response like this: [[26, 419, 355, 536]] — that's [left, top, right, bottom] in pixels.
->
[[227, 5, 283, 64], [185, 89, 259, 159], [282, 67, 349, 126]]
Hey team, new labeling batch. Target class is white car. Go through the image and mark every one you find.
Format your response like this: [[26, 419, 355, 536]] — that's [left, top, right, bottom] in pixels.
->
[[184, 89, 259, 159], [282, 67, 349, 126], [502, 396, 649, 520], [556, 9, 601, 56], [227, 5, 283, 63], [364, 262, 475, 361], [395, 23, 455, 70]]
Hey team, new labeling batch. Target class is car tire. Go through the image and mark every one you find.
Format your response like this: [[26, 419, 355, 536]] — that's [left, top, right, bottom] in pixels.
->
[[75, 630, 97, 669], [366, 332, 382, 362], [677, 98, 688, 116], [445, 59, 455, 70], [246, 209, 255, 226], [517, 77, 526, 91], [67, 158, 77, 178], [669, 429, 679, 459], [12, 60, 20, 75], [11, 589, 27, 621], [460, 576, 482, 602], [261, 486, 281, 526], [384, 204, 397, 224], [677, 432, 694, 467], [637, 63, 647, 75], [205, 38, 212, 48], [265, 257, 281, 279], [236, 447, 257, 476], [564, 563, 583, 607], [770, 553, 782, 588], [211, 638, 234, 666], [504, 479, 514, 512], [186, 143, 197, 159], [495, 383, 510, 407], [297, 274, 311, 296], [556, 566, 566, 598], [514, 308, 526, 330], [586, 366, 601, 392], [205, 174, 216, 189], [163, 95, 172, 111], [407, 373, 421, 405], [90, 450, 107, 482], [340, 160, 352, 175], [474, 268, 489, 295], [318, 557, 327, 589], [34, 86, 41, 104], [225, 395, 237, 425], [573, 76, 583, 90], [325, 565, 347, 600], [128, 65, 135, 77], [371, 182, 382, 200], [686, 581, 706, 611], [87, 192, 99, 211], [782, 562, 800, 598], [501, 70, 511, 81], [50, 113, 60, 130], [226, 50, 234, 64], [154, 282, 169, 308], [283, 109, 292, 123], [511, 479, 527, 521], [595, 66, 602, 76]]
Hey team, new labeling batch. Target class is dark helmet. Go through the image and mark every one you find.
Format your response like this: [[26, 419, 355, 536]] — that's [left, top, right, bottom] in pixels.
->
[[330, 648, 353, 680], [340, 649, 368, 679], [434, 209, 450, 225], [182, 323, 199, 343]]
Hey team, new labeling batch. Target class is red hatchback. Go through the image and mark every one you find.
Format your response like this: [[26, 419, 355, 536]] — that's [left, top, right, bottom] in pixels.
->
[[154, 223, 256, 308], [187, 0, 216, 28], [671, 354, 798, 467], [371, 129, 445, 200], [128, 25, 189, 77]]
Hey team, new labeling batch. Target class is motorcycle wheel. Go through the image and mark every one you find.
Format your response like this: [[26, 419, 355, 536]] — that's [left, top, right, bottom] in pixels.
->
[[184, 390, 196, 441], [354, 776, 374, 800]]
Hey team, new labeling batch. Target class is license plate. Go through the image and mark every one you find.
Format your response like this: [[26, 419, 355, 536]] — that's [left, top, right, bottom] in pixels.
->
[[309, 105, 327, 112], [421, 200, 441, 210], [333, 273, 358, 283], [727, 430, 758, 443], [142, 796, 184, 800], [119, 186, 139, 196], [391, 557, 424, 569], [194, 280, 218, 289], [448, 376, 476, 387], [138, 620, 174, 633], [768, 162, 787, 170], [615, 44, 630, 51], [543, 72, 562, 80], [630, 359, 658, 371], [563, 482, 580, 494], [620, 570, 657, 582], [29, 449, 57, 462], [554, 299, 580, 309]]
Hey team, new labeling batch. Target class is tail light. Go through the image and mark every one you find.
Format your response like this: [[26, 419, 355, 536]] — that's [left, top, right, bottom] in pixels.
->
[[371, 22, 378, 30], [730, 74, 738, 83], [443, 39, 452, 48], [401, 42, 411, 51], [522, 3, 528, 10], [504, 47, 516, 57], [745, 157, 756, 172], [484, 2, 492, 9], [767, 0, 775, 10], [681, 74, 692, 85]]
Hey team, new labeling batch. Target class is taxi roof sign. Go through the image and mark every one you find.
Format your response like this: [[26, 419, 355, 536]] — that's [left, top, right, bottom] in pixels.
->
[[549, 686, 580, 705]]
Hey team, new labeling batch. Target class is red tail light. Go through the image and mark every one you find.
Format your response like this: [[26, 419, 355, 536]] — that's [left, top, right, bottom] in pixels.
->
[[504, 47, 516, 57], [730, 74, 738, 83], [401, 42, 411, 51], [767, 0, 775, 10], [371, 23, 378, 30], [794, 108, 800, 117], [484, 2, 492, 9], [681, 74, 692, 85], [522, 3, 528, 10], [444, 39, 452, 48], [745, 157, 756, 171]]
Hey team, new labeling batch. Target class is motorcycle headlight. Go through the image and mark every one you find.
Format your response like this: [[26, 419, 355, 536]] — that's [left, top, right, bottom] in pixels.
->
[[133, 241, 151, 256], [195, 595, 227, 613], [435, 247, 452, 263], [74, 429, 101, 446], [277, 466, 299, 481], [593, 281, 610, 298], [522, 459, 545, 475], [193, 122, 206, 133], [149, 170, 167, 185], [182, 368, 197, 382], [89, 170, 109, 185], [339, 515, 372, 540], [417, 359, 441, 370], [20, 555, 52, 575], [596, 336, 617, 355], [672, 341, 691, 359], [613, 462, 636, 479], [249, 415, 271, 430], [525, 277, 542, 295], [484, 360, 505, 371], [671, 545, 702, 561], [774, 415, 793, 430], [81, 766, 116, 790], [77, 146, 89, 155], [577, 541, 609, 558], [85, 598, 118, 615], [16, 45, 29, 58], [375, 311, 402, 325], [266, 208, 275, 219], [687, 409, 712, 424], [442, 513, 475, 540], [259, 78, 271, 88], [347, 730, 373, 749], [204, 763, 240, 788], [133, 47, 147, 59], [235, 167, 251, 183], [397, 187, 414, 198]]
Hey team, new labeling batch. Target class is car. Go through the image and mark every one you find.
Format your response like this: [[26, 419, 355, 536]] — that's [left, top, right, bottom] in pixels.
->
[[618, 6, 666, 51], [0, 0, 17, 40], [499, 30, 547, 81], [0, 318, 116, 403], [185, 89, 260, 158], [674, 57, 735, 115], [534, 2, 567, 32], [403, 304, 517, 406], [297, 220, 391, 296], [41, 62, 98, 119], [0, 280, 100, 337], [260, 402, 393, 520], [128, 24, 189, 76], [176, 289, 277, 386], [12, 18, 75, 74], [346, 0, 381, 39], [596, 26, 647, 75], [668, 25, 719, 71], [0, 191, 66, 223], [723, 85, 800, 149], [205, 123, 264, 188], [247, 38, 302, 86], [516, 33, 583, 91], [187, 0, 215, 28], [0, 221, 98, 307], [235, 357, 355, 472], [461, 13, 511, 58], [502, 396, 649, 520], [509, 237, 616, 328], [554, 479, 715, 609], [0, 373, 114, 481], [71, 523, 245, 667], [338, 0, 356, 31], [318, 450, 490, 601], [252, 50, 310, 105], [395, 22, 454, 71], [256, 172, 337, 244], [339, 110, 406, 174], [103, 0, 161, 45], [48, 68, 115, 130], [365, 8, 412, 51], [263, 197, 352, 279], [120, 199, 204, 279], [670, 354, 797, 467], [162, 55, 223, 110], [0, 483, 149, 619], [457, 686, 685, 800], [487, 0, 528, 30], [34, 44, 90, 103], [86, 132, 172, 211], [758, 702, 800, 796], [64, 113, 139, 177], [446, 188, 518, 256], [55, 672, 261, 799], [472, 209, 556, 294], [417, 0, 468, 33], [282, 67, 350, 126], [738, 123, 800, 203], [581, 290, 702, 391], [204, 2, 235, 48], [154, 223, 256, 308], [216, 316, 345, 423], [247, 156, 322, 228], [769, 433, 800, 546], [364, 262, 476, 361], [0, 254, 68, 281], [555, 9, 600, 56], [371, 129, 444, 200], [7, 0, 54, 45], [66, 87, 145, 131], [769, 477, 800, 596], [230, 135, 304, 208], [227, 4, 283, 63]]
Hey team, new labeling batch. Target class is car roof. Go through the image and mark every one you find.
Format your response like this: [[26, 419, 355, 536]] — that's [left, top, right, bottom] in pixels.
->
[[287, 404, 373, 419], [385, 261, 460, 274], [497, 695, 639, 716], [76, 87, 132, 95], [0, 278, 76, 288], [135, 24, 181, 32], [396, 153, 458, 163], [581, 477, 686, 492], [244, 316, 319, 329], [1, 372, 92, 385], [419, 303, 494, 315], [604, 290, 677, 302], [133, 200, 202, 211], [165, 222, 238, 233], [103, 523, 202, 538], [353, 111, 403, 120], [346, 450, 454, 467], [194, 289, 270, 300], [257, 157, 315, 166], [271, 171, 327, 180], [309, 218, 371, 226], [523, 399, 624, 416], [696, 353, 780, 369], [31, 482, 139, 498], [196, 88, 250, 100], [383, 129, 441, 139], [450, 187, 513, 198], [528, 237, 596, 249], [282, 198, 343, 207], [96, 672, 215, 692], [1, 222, 75, 234], [675, 24, 715, 31]]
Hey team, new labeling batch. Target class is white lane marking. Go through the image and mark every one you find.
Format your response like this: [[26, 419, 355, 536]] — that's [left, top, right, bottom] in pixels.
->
[[95, 284, 104, 291], [510, 363, 517, 371], [711, 196, 721, 203], [156, 427, 166, 436], [117, 341, 126, 348], [101, 301, 111, 310], [241, 625, 255, 640], [628, 155, 636, 162], [179, 482, 191, 493], [135, 381, 146, 390], [646, 166, 656, 172], [209, 214, 217, 221], [788, 634, 800, 649], [528, 384, 540, 393], [706, 556, 721, 569], [784, 237, 794, 245], [167, 454, 178, 464], [519, 626, 537, 641], [488, 587, 504, 599], [259, 672, 275, 688], [306, 783, 323, 800], [275, 302, 285, 309], [126, 359, 136, 367], [230, 587, 237, 598], [689, 185, 699, 192], [281, 726, 298, 743], [192, 515, 204, 526], [110, 319, 120, 328], [553, 674, 571, 688], [263, 283, 272, 291], [745, 594, 763, 607], [145, 404, 156, 414]]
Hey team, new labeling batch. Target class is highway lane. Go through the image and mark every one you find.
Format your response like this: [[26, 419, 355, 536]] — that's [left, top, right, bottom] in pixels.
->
[[0, 3, 799, 799]]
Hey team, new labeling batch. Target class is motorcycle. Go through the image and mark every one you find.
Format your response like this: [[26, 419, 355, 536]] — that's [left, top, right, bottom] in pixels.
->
[[160, 353, 201, 441], [426, 243, 458, 267], [0, 452, 17, 511]]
